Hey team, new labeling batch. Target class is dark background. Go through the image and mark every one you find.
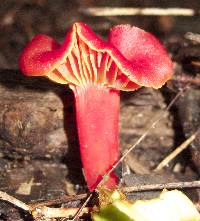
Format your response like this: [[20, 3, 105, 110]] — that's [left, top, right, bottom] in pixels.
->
[[0, 0, 199, 69]]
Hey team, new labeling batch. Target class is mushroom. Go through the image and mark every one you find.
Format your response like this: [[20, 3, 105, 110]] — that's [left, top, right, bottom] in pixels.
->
[[19, 23, 172, 191]]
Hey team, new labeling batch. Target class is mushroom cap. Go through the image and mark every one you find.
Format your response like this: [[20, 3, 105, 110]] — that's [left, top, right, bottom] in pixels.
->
[[108, 25, 173, 88], [19, 22, 173, 90]]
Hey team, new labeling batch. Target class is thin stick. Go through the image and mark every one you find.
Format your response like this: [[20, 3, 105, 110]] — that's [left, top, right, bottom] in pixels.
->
[[192, 61, 200, 67], [0, 191, 30, 211], [185, 32, 200, 43], [122, 180, 200, 193], [71, 193, 93, 221], [154, 132, 197, 171], [80, 7, 199, 17], [32, 206, 90, 219], [29, 193, 87, 210], [97, 89, 185, 188]]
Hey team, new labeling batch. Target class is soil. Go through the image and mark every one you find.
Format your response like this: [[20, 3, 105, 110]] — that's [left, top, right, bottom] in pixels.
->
[[0, 0, 199, 220]]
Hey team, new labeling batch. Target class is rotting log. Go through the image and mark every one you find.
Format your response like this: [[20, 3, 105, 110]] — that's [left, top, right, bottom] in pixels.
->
[[0, 69, 76, 160]]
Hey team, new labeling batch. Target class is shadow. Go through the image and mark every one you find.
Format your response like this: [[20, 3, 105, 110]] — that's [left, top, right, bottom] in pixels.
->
[[160, 87, 186, 169], [0, 69, 63, 93], [0, 69, 85, 188], [60, 89, 86, 189]]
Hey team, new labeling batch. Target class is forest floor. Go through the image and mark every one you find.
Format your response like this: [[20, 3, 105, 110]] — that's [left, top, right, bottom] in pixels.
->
[[0, 1, 199, 220]]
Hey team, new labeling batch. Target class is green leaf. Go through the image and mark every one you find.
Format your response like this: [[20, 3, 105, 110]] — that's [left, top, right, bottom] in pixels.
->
[[93, 190, 200, 221]]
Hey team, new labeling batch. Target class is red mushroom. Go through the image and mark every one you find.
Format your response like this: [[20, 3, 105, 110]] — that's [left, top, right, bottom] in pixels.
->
[[19, 23, 172, 191]]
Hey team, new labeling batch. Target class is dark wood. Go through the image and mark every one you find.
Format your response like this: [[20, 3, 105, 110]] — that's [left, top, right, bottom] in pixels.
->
[[0, 70, 76, 160]]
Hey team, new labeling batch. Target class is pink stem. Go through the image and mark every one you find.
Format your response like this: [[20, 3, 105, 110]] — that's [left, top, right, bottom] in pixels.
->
[[72, 84, 120, 191]]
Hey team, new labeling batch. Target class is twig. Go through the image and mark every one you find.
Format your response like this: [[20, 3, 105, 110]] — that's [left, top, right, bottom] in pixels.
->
[[154, 132, 197, 171], [0, 191, 29, 211], [192, 61, 200, 67], [71, 193, 93, 221], [32, 206, 90, 219], [122, 180, 200, 193], [185, 32, 200, 44], [80, 7, 200, 17], [29, 193, 87, 210]]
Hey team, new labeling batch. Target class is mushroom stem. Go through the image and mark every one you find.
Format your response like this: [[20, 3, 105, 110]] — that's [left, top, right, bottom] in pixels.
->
[[71, 84, 119, 191]]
